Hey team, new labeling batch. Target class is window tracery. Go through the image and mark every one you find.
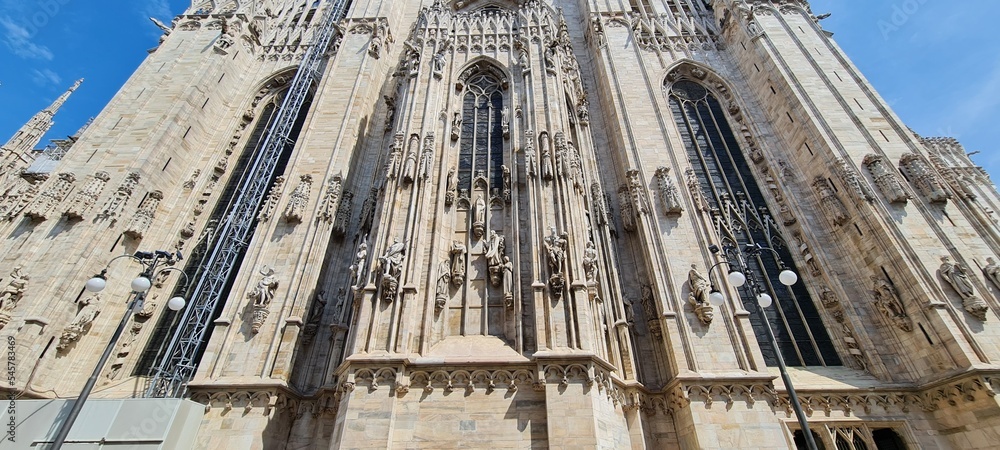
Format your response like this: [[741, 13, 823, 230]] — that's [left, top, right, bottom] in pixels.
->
[[457, 69, 506, 197], [668, 78, 840, 367]]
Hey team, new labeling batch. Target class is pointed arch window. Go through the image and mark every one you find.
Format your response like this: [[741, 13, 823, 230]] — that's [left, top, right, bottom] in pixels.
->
[[457, 71, 505, 196], [668, 79, 841, 367]]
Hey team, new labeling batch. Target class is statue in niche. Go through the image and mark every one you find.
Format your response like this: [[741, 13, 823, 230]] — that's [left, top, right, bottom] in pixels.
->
[[940, 256, 989, 320], [432, 46, 447, 79], [302, 291, 326, 344], [451, 112, 463, 141], [582, 241, 598, 283], [543, 43, 557, 75], [543, 227, 568, 275], [384, 95, 396, 130], [485, 231, 506, 286], [813, 176, 850, 226], [540, 134, 553, 181], [688, 265, 715, 325], [501, 107, 510, 139], [0, 266, 28, 312], [501, 165, 512, 203], [654, 167, 683, 215], [445, 168, 456, 206], [863, 154, 909, 204], [248, 267, 279, 309], [515, 35, 530, 72], [69, 293, 102, 330], [378, 240, 406, 303], [871, 276, 913, 332], [435, 259, 451, 313], [502, 256, 514, 308], [57, 292, 103, 350], [984, 257, 1000, 288], [386, 134, 403, 178], [577, 100, 590, 125], [350, 237, 368, 291], [450, 241, 467, 287], [472, 195, 487, 239]]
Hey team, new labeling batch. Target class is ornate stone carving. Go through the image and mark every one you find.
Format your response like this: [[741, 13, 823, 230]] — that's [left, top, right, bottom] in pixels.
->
[[539, 132, 553, 181], [485, 231, 506, 286], [501, 165, 511, 204], [590, 183, 608, 227], [582, 241, 598, 283], [685, 168, 707, 212], [813, 177, 850, 226], [544, 227, 568, 299], [444, 168, 456, 206], [402, 134, 419, 184], [183, 169, 200, 190], [386, 133, 403, 178], [654, 167, 683, 215], [449, 241, 467, 287], [451, 112, 462, 141], [0, 266, 28, 329], [349, 237, 369, 291], [331, 191, 354, 237], [432, 43, 449, 79], [369, 20, 389, 58], [318, 175, 343, 224], [374, 93, 394, 133], [872, 276, 912, 332], [124, 190, 163, 239], [419, 134, 435, 182], [900, 153, 950, 203], [626, 170, 648, 216], [258, 176, 285, 222], [501, 256, 514, 309], [98, 172, 141, 222], [435, 259, 450, 313], [58, 293, 102, 351], [25, 172, 75, 220], [0, 177, 41, 221], [501, 106, 510, 139], [984, 257, 1000, 289], [472, 195, 487, 239], [65, 171, 110, 220], [524, 129, 537, 179], [248, 266, 279, 334], [283, 174, 313, 223], [863, 154, 910, 204], [302, 291, 326, 345], [687, 266, 714, 325], [618, 186, 636, 232], [378, 240, 406, 303], [939, 256, 988, 320], [640, 285, 662, 338]]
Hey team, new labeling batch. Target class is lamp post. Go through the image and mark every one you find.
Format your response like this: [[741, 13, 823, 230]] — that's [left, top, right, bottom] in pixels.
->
[[50, 250, 189, 449], [706, 243, 818, 450]]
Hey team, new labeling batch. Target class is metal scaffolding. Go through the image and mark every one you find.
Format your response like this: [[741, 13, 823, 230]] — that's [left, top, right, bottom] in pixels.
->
[[145, 0, 351, 398]]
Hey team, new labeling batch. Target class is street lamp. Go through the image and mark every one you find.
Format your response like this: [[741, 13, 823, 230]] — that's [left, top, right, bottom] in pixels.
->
[[706, 243, 818, 450], [51, 250, 189, 449]]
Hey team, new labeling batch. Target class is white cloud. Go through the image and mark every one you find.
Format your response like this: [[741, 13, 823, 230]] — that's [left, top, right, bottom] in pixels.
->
[[142, 0, 173, 21], [0, 16, 53, 60], [30, 68, 61, 86]]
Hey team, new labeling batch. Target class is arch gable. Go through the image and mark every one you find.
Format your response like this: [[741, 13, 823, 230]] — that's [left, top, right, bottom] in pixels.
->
[[456, 57, 509, 92]]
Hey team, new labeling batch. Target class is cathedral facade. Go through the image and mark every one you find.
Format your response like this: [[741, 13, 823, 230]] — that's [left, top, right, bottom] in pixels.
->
[[3, 0, 1000, 448]]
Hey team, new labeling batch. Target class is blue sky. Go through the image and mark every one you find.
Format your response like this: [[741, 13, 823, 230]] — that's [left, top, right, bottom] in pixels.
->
[[0, 1, 997, 179]]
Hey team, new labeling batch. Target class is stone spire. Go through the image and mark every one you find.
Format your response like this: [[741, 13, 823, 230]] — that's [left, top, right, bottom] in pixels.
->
[[1, 79, 83, 169]]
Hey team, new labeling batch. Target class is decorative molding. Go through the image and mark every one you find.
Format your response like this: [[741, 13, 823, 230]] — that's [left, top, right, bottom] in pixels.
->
[[123, 190, 163, 239]]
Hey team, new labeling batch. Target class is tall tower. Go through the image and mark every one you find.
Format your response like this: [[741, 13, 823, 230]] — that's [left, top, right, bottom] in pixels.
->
[[3, 1, 1000, 449], [0, 79, 83, 173]]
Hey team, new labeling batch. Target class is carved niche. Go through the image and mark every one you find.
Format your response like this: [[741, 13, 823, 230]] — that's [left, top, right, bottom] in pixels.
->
[[812, 177, 850, 226], [654, 167, 683, 215], [65, 171, 110, 220], [871, 276, 913, 332], [863, 154, 909, 204], [899, 153, 950, 203], [98, 172, 141, 222], [258, 176, 286, 222], [318, 175, 343, 224], [939, 256, 988, 321], [24, 172, 76, 220], [247, 266, 279, 334], [124, 191, 164, 239], [283, 174, 313, 223]]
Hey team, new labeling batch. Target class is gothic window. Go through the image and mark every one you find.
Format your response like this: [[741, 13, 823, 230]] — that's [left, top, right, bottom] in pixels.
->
[[668, 79, 841, 367], [457, 71, 505, 195]]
